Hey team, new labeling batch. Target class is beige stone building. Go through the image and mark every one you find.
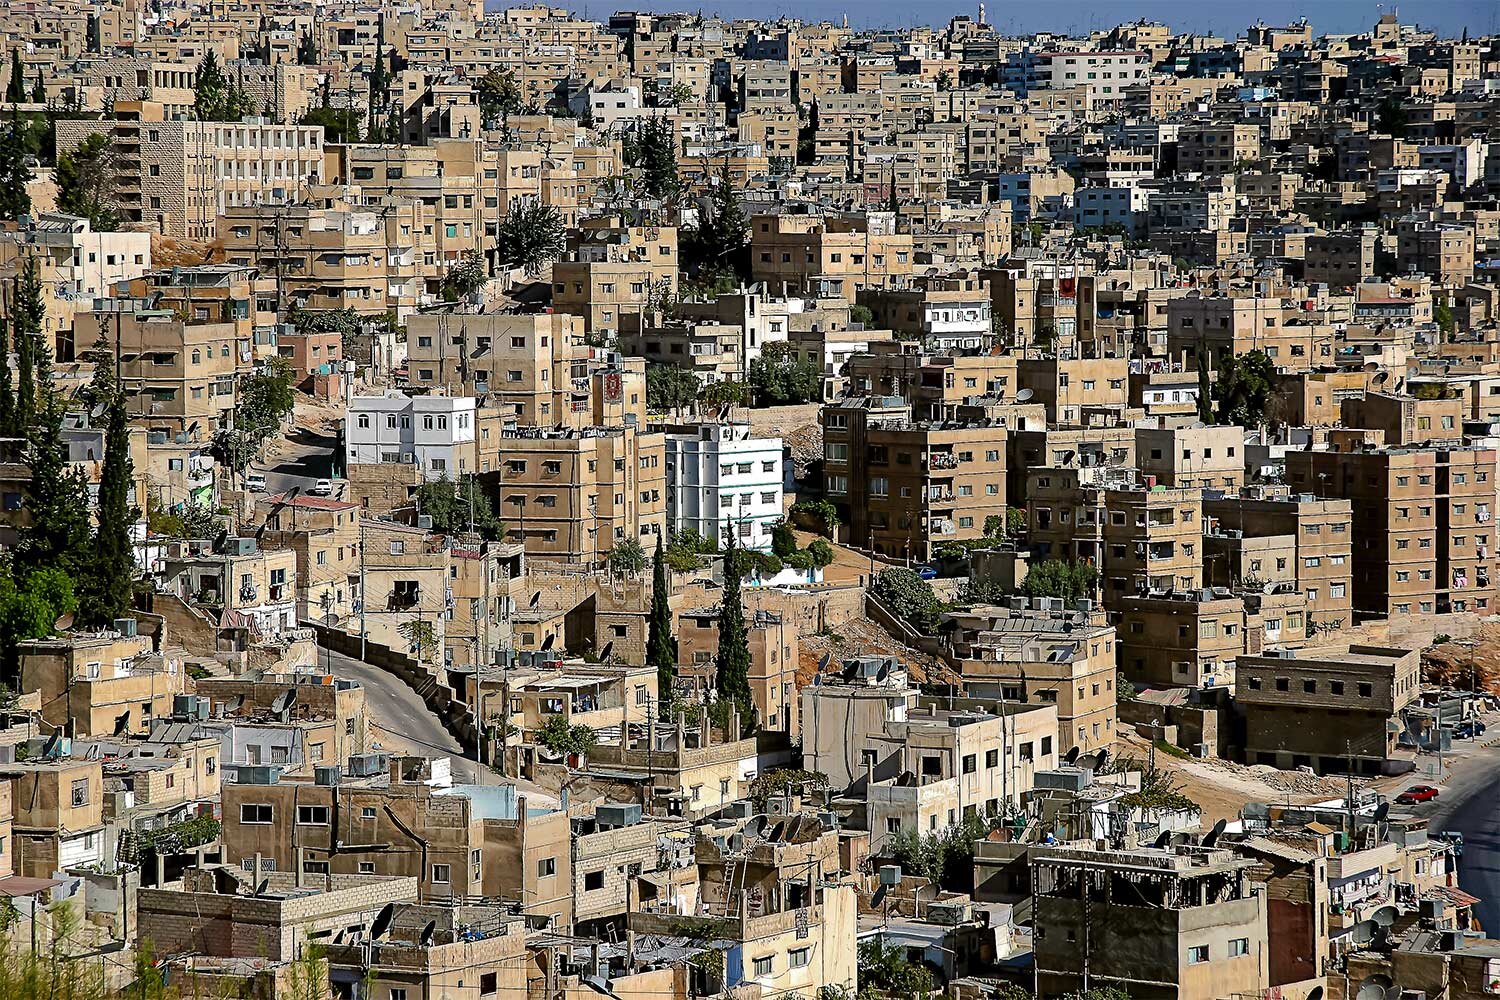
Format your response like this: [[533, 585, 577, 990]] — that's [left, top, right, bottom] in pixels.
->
[[750, 209, 914, 302]]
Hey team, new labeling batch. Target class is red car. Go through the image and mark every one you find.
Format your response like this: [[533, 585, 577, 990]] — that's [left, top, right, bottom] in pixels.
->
[[1396, 785, 1440, 804]]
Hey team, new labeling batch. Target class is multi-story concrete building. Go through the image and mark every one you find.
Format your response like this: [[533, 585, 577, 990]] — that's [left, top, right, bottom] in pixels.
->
[[345, 392, 478, 482], [663, 421, 783, 551], [858, 272, 993, 353], [484, 426, 666, 562], [55, 103, 325, 240], [1236, 644, 1420, 774], [943, 602, 1118, 753], [1033, 844, 1269, 1000], [1285, 446, 1499, 617], [750, 209, 914, 302], [160, 535, 300, 638], [1135, 424, 1246, 491], [822, 396, 1007, 562]]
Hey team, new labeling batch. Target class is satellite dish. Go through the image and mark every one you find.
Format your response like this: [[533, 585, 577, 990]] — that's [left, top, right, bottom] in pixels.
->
[[419, 920, 437, 946], [225, 694, 245, 714], [1063, 746, 1080, 765], [1372, 371, 1389, 385], [370, 903, 395, 941], [1016, 388, 1034, 402], [871, 883, 888, 906], [1372, 905, 1398, 928], [875, 663, 889, 682], [600, 640, 614, 660], [1308, 989, 1324, 1000], [817, 651, 831, 670], [42, 732, 60, 758], [1095, 748, 1110, 771], [1202, 818, 1227, 848], [1153, 830, 1172, 848], [541, 633, 555, 650], [582, 976, 619, 999], [1364, 361, 1379, 373], [1351, 925, 1381, 950], [270, 690, 296, 716], [1373, 801, 1389, 822], [743, 815, 767, 839], [90, 402, 106, 419], [113, 712, 131, 736]]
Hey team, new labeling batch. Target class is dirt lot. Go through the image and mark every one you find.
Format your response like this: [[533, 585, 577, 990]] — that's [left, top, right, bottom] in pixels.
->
[[1112, 729, 1357, 826]]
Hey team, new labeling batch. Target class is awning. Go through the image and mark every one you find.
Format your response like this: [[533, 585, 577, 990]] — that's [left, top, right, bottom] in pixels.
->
[[0, 876, 63, 898]]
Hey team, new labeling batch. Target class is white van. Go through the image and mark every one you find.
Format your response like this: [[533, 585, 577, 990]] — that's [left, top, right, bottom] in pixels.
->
[[245, 471, 267, 492]]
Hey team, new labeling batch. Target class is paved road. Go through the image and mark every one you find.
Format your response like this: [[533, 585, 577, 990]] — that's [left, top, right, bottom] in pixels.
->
[[257, 427, 343, 497], [317, 645, 489, 784], [1401, 720, 1500, 935]]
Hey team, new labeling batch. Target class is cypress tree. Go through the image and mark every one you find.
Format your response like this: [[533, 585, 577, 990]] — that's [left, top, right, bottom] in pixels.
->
[[14, 308, 33, 433], [646, 532, 676, 702], [1197, 346, 1214, 424], [15, 323, 90, 580], [81, 389, 135, 626], [714, 525, 756, 733], [5, 51, 24, 104], [0, 317, 14, 437]]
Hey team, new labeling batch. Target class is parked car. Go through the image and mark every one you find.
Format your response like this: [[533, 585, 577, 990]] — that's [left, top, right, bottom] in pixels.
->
[[916, 565, 938, 580], [1396, 785, 1440, 804], [245, 471, 267, 493], [310, 479, 334, 497], [1454, 720, 1487, 739]]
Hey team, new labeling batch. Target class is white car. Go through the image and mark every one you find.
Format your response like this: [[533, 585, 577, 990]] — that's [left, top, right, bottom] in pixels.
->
[[245, 471, 267, 493], [309, 479, 334, 497]]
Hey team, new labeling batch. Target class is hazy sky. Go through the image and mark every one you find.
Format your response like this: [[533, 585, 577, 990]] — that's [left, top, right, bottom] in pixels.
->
[[556, 0, 1494, 38]]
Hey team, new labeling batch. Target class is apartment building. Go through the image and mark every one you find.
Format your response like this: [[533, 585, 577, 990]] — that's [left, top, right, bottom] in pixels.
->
[[55, 103, 325, 240], [1285, 446, 1499, 617], [1115, 590, 1259, 690], [346, 392, 478, 483], [18, 628, 185, 737], [942, 602, 1118, 753], [1304, 230, 1379, 287], [858, 272, 993, 353], [253, 492, 362, 626], [822, 396, 1007, 562], [1166, 293, 1323, 374], [1236, 644, 1420, 774], [1204, 492, 1355, 632], [1177, 123, 1262, 175], [663, 421, 784, 551], [750, 210, 914, 302], [1033, 844, 1269, 1000], [552, 220, 679, 337], [1135, 424, 1246, 491], [486, 426, 666, 562], [160, 536, 299, 638], [3, 757, 107, 878], [221, 199, 428, 318], [842, 343, 1018, 422], [1027, 469, 1203, 604], [1395, 220, 1475, 287]]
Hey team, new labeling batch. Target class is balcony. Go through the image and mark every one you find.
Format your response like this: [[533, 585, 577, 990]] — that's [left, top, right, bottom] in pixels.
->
[[926, 452, 960, 470]]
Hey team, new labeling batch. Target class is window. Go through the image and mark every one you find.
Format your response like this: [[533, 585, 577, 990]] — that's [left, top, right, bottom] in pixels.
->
[[297, 806, 330, 825], [986, 748, 998, 768], [432, 864, 452, 883], [584, 870, 605, 890], [1229, 938, 1249, 957], [753, 956, 773, 977], [240, 804, 273, 824], [70, 779, 89, 807], [1188, 945, 1209, 965], [1358, 683, 1373, 697], [538, 858, 556, 878], [962, 754, 976, 774], [303, 860, 330, 876], [790, 948, 810, 969], [481, 973, 498, 995]]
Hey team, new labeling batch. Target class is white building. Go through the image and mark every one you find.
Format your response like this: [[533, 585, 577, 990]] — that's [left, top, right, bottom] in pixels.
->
[[1073, 184, 1150, 237], [664, 422, 784, 551], [345, 391, 477, 481]]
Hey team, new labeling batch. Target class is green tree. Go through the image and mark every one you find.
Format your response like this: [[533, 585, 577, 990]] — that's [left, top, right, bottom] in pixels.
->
[[1377, 94, 1409, 138], [684, 160, 749, 280], [0, 563, 77, 681], [194, 51, 255, 122], [1196, 347, 1214, 423], [5, 50, 24, 104], [416, 474, 504, 539], [536, 713, 598, 757], [1436, 300, 1455, 335], [397, 618, 436, 661], [870, 568, 940, 628], [714, 528, 756, 732], [12, 260, 42, 431], [857, 938, 936, 999], [0, 118, 33, 221], [78, 387, 136, 626], [0, 319, 13, 437], [367, 15, 390, 138], [296, 30, 319, 65], [647, 533, 676, 701], [935, 69, 953, 91], [476, 69, 523, 124], [646, 363, 699, 413], [14, 318, 91, 581], [299, 105, 361, 143], [56, 133, 120, 231], [0, 899, 110, 999], [1020, 559, 1098, 603], [497, 199, 566, 276], [442, 249, 489, 300], [749, 342, 822, 405], [663, 528, 716, 573], [608, 536, 646, 576], [1214, 349, 1275, 427], [624, 115, 680, 202]]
